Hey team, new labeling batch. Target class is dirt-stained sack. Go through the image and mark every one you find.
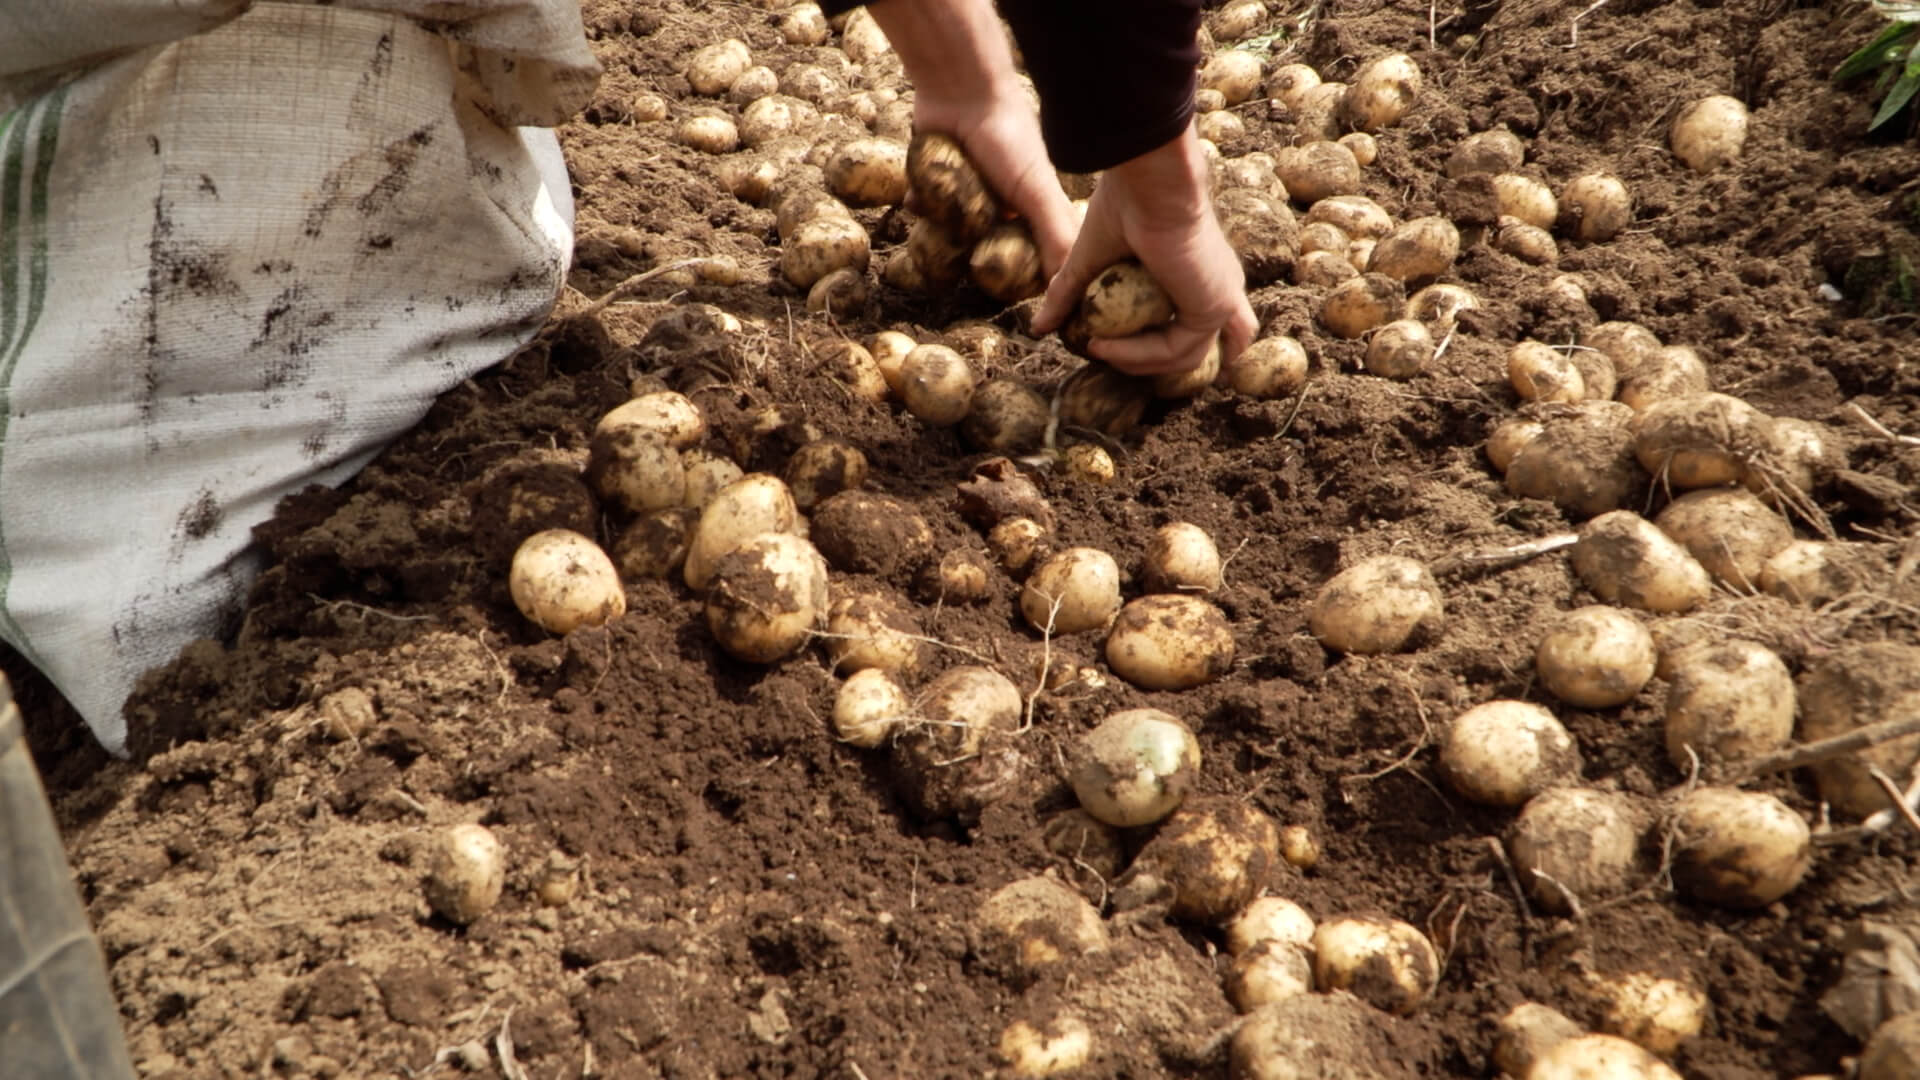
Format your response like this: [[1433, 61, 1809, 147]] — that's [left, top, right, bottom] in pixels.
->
[[0, 1, 600, 754]]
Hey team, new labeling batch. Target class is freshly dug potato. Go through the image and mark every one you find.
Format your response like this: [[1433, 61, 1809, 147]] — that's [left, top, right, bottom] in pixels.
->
[[1275, 141, 1361, 204], [961, 378, 1050, 454], [839, 5, 891, 63], [989, 517, 1051, 578], [1341, 52, 1421, 131], [783, 438, 867, 511], [774, 187, 851, 241], [1860, 1011, 1920, 1080], [1265, 62, 1322, 110], [597, 389, 707, 447], [425, 823, 506, 925], [1568, 347, 1617, 406], [974, 875, 1109, 984], [1367, 216, 1460, 283], [1057, 362, 1152, 436], [782, 214, 870, 289], [1228, 336, 1310, 399], [1143, 521, 1224, 594], [779, 64, 843, 109], [1338, 131, 1379, 167], [1363, 318, 1433, 379], [1116, 797, 1282, 923], [1496, 218, 1559, 265], [1070, 708, 1203, 826], [1279, 825, 1320, 869], [921, 549, 995, 605], [1311, 916, 1439, 1015], [1509, 787, 1649, 914], [891, 665, 1025, 820], [586, 427, 685, 516], [1232, 994, 1411, 1080], [1308, 555, 1444, 655], [1670, 94, 1749, 172], [1041, 809, 1127, 900], [867, 329, 917, 394], [1760, 539, 1883, 605], [704, 531, 829, 663], [1319, 273, 1405, 339], [1202, 49, 1265, 106], [1796, 643, 1920, 819], [713, 153, 781, 201], [686, 38, 752, 96], [1298, 222, 1350, 256], [611, 507, 697, 581], [1197, 109, 1248, 145], [1663, 639, 1794, 770], [1211, 0, 1268, 40], [1079, 260, 1176, 338], [1152, 336, 1223, 399], [1295, 249, 1358, 287], [825, 137, 908, 206], [998, 1015, 1094, 1078], [1486, 416, 1545, 475], [1526, 1034, 1684, 1080], [833, 667, 911, 747], [1406, 282, 1480, 329], [1439, 700, 1583, 808], [815, 338, 889, 403], [511, 529, 626, 634], [1445, 127, 1525, 178], [1495, 1002, 1585, 1079], [906, 216, 970, 287], [780, 4, 829, 45], [1631, 392, 1776, 489], [1216, 188, 1300, 285], [1105, 594, 1236, 691], [1572, 510, 1714, 613], [1291, 80, 1348, 141], [1619, 345, 1708, 411], [824, 590, 925, 676], [1577, 321, 1660, 379], [1220, 154, 1287, 197], [684, 473, 800, 590], [1229, 939, 1316, 1012], [809, 489, 934, 579], [970, 222, 1045, 302], [1492, 174, 1558, 230], [1590, 971, 1709, 1057], [1022, 547, 1122, 635], [1669, 786, 1811, 908], [727, 64, 779, 105], [740, 94, 820, 148], [631, 91, 669, 122], [1561, 173, 1633, 242], [1652, 487, 1794, 589], [908, 130, 999, 241], [1227, 896, 1317, 956], [1306, 194, 1394, 239], [898, 343, 977, 426], [1505, 408, 1641, 517], [1509, 341, 1586, 403], [1536, 605, 1656, 709], [1743, 416, 1839, 504]]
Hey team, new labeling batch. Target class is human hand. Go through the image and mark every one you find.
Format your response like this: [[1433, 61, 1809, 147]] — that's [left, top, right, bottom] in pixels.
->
[[1031, 129, 1258, 377]]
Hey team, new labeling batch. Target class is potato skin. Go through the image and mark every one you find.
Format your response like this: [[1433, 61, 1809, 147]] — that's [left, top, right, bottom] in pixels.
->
[[1572, 510, 1713, 613], [1104, 594, 1236, 691], [907, 131, 999, 241], [1534, 606, 1655, 709], [1308, 555, 1443, 654], [510, 529, 627, 634], [1507, 787, 1649, 914]]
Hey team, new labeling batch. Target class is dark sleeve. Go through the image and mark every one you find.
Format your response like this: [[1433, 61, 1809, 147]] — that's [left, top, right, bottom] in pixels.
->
[[999, 1, 1202, 173]]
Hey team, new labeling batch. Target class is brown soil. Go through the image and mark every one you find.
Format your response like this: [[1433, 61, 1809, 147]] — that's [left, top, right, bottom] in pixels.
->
[[15, 0, 1920, 1077]]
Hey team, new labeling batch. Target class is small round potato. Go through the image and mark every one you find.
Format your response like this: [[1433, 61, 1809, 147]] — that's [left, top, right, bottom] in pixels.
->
[[1080, 260, 1176, 338], [727, 64, 779, 105], [1295, 249, 1359, 287], [1363, 318, 1433, 378], [1057, 362, 1152, 436], [1796, 642, 1920, 819], [898, 343, 978, 426], [1406, 282, 1480, 330], [1491, 174, 1559, 230], [1445, 127, 1525, 179], [1319, 273, 1405, 339], [1670, 94, 1749, 172], [907, 131, 999, 241], [1631, 392, 1777, 489], [1196, 108, 1247, 145], [1439, 700, 1582, 808], [961, 378, 1051, 454], [425, 823, 506, 925], [975, 876, 1109, 984], [1338, 131, 1379, 167], [1232, 994, 1408, 1080], [1486, 416, 1545, 476], [739, 94, 819, 148], [1663, 639, 1794, 770], [1652, 487, 1794, 589], [1228, 336, 1310, 399], [1572, 510, 1714, 614], [1298, 222, 1351, 256], [1308, 555, 1444, 655], [1311, 915, 1439, 1015], [587, 426, 686, 515], [704, 531, 830, 663], [1583, 321, 1665, 382], [1117, 797, 1281, 923], [1143, 521, 1224, 594], [611, 507, 697, 581], [1227, 896, 1317, 956], [1228, 939, 1315, 1012], [998, 1015, 1095, 1078], [1291, 80, 1349, 141], [1275, 141, 1362, 204], [1201, 49, 1265, 106], [1496, 218, 1559, 265], [685, 39, 752, 96], [1071, 708, 1202, 827], [1619, 345, 1709, 412], [1266, 62, 1323, 110], [1591, 971, 1710, 1057], [1152, 336, 1223, 399], [825, 137, 909, 207], [1535, 605, 1656, 709], [1105, 594, 1237, 691], [868, 329, 918, 394], [833, 667, 911, 747], [989, 517, 1051, 578], [891, 665, 1025, 820], [1211, 0, 1269, 40], [970, 223, 1046, 302], [1341, 53, 1422, 132], [1508, 787, 1649, 914], [1509, 341, 1586, 403], [775, 187, 852, 242], [511, 529, 626, 634], [907, 216, 970, 287], [683, 473, 801, 590], [783, 438, 867, 511], [1760, 539, 1883, 606], [779, 4, 829, 45], [1670, 786, 1812, 908], [1494, 1002, 1585, 1078], [1022, 547, 1122, 635], [1561, 173, 1633, 242], [824, 590, 925, 676], [782, 214, 870, 289]]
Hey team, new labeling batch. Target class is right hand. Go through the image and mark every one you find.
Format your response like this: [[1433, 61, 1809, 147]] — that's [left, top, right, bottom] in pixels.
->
[[1031, 129, 1258, 377]]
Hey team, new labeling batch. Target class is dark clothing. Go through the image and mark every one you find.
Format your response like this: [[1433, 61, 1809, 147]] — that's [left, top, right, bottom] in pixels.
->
[[820, 1, 1202, 174]]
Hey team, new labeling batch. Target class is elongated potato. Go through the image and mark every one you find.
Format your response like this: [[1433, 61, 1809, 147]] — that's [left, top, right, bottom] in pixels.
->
[[1631, 392, 1777, 489], [1306, 195, 1394, 239], [1572, 510, 1713, 613], [1491, 174, 1558, 230], [1652, 487, 1794, 589]]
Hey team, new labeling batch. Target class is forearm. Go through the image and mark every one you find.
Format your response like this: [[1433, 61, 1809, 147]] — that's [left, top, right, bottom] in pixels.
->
[[836, 0, 1025, 111]]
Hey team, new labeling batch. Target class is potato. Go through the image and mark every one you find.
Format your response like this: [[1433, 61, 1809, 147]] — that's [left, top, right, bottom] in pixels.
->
[[1311, 915, 1439, 1015], [824, 589, 925, 676], [1338, 131, 1379, 167], [1298, 222, 1349, 256], [1406, 283, 1480, 329], [1491, 174, 1558, 230], [1022, 547, 1122, 635], [921, 549, 995, 605], [1670, 786, 1811, 908], [596, 390, 706, 447], [510, 529, 626, 634], [833, 667, 910, 747], [1341, 53, 1421, 132], [890, 665, 1025, 819], [1275, 141, 1361, 204], [810, 490, 934, 579], [908, 130, 999, 241], [1201, 49, 1264, 106], [780, 4, 829, 45], [773, 186, 850, 241], [1227, 938, 1315, 1012], [781, 438, 866, 511], [1760, 539, 1882, 605], [1445, 127, 1525, 178], [823, 137, 907, 206], [1535, 605, 1656, 709], [781, 214, 869, 289], [1527, 1034, 1684, 1080], [1143, 521, 1223, 594], [1363, 318, 1433, 379], [1152, 335, 1223, 399], [1567, 346, 1616, 404], [1509, 341, 1586, 403], [1197, 108, 1247, 145], [1105, 594, 1236, 691], [1195, 87, 1229, 114], [1228, 336, 1310, 399], [839, 5, 891, 63], [727, 64, 779, 105], [1305, 195, 1392, 239], [610, 507, 697, 581], [1861, 1011, 1920, 1080], [1541, 273, 1591, 313], [1796, 643, 1920, 819], [1308, 554, 1444, 655], [1279, 825, 1320, 869], [1487, 417, 1545, 475], [805, 263, 867, 314], [1630, 392, 1775, 489], [1495, 1002, 1585, 1078], [1064, 441, 1118, 485], [970, 222, 1045, 302], [1496, 218, 1559, 265], [779, 64, 843, 109], [1070, 708, 1202, 827], [586, 427, 685, 516], [1291, 81, 1348, 141], [867, 329, 917, 395], [631, 91, 669, 122], [704, 531, 829, 662], [1056, 361, 1152, 436], [686, 38, 752, 96], [1663, 639, 1794, 770], [1572, 510, 1713, 613], [1219, 154, 1286, 198], [974, 876, 1108, 983], [998, 1015, 1094, 1078], [425, 823, 506, 925], [1211, 0, 1269, 41], [1232, 994, 1409, 1080], [1227, 896, 1316, 956], [906, 216, 970, 287], [1266, 62, 1323, 110], [1318, 273, 1405, 339], [1366, 216, 1460, 283], [1670, 94, 1749, 172], [1295, 249, 1358, 288], [1080, 260, 1176, 338], [1743, 416, 1839, 504], [684, 473, 800, 590], [988, 517, 1051, 578], [1439, 700, 1582, 808], [1041, 809, 1127, 901], [1505, 406, 1641, 516], [1116, 797, 1281, 923], [1509, 787, 1649, 914], [959, 379, 1050, 454], [1652, 487, 1793, 589], [1561, 173, 1632, 242], [897, 343, 977, 426]]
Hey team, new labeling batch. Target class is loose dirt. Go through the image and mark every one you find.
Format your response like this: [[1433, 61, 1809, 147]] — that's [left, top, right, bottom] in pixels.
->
[[13, 0, 1920, 1077]]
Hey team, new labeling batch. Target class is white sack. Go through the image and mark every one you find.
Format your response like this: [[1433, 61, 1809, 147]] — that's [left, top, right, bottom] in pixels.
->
[[0, 1, 600, 753]]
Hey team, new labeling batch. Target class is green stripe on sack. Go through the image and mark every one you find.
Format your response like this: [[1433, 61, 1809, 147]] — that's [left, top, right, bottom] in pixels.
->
[[0, 87, 68, 665]]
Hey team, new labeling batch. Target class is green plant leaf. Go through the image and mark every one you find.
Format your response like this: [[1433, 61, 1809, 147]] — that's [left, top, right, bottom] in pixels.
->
[[1836, 21, 1918, 81]]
